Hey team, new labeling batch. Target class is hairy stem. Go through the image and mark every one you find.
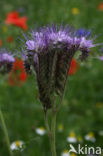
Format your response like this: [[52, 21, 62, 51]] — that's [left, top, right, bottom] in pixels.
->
[[44, 109, 57, 156], [50, 110, 56, 156], [44, 111, 51, 136], [0, 109, 13, 156]]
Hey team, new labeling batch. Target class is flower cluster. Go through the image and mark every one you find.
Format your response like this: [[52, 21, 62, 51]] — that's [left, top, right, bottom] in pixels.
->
[[26, 26, 94, 56], [0, 49, 15, 74], [22, 24, 100, 110]]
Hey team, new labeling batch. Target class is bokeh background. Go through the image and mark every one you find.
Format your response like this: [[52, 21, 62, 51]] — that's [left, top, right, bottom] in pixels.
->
[[0, 0, 103, 155]]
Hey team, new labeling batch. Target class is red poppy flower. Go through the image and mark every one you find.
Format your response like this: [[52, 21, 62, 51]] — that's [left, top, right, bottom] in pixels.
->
[[12, 16, 28, 30], [7, 36, 14, 43], [0, 40, 2, 46], [5, 11, 28, 30], [98, 2, 103, 11], [6, 11, 19, 23], [9, 58, 27, 86], [68, 59, 79, 75]]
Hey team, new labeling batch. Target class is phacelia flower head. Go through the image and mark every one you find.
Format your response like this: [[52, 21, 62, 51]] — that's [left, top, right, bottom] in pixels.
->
[[43, 25, 72, 49], [26, 30, 47, 52], [0, 49, 15, 74], [21, 24, 101, 110], [25, 25, 96, 60], [26, 25, 74, 52]]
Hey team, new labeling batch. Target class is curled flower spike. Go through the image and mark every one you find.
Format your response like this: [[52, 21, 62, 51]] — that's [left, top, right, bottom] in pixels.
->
[[0, 49, 15, 74], [23, 53, 38, 74], [21, 24, 100, 110]]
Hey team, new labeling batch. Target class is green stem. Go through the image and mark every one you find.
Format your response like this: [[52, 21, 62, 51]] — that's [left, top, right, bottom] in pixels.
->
[[57, 92, 65, 111], [50, 111, 56, 156], [44, 112, 53, 155], [0, 109, 13, 156], [44, 110, 57, 156], [44, 111, 51, 135]]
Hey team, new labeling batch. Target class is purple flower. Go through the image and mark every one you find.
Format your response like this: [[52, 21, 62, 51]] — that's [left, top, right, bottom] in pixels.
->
[[0, 49, 15, 74], [26, 25, 73, 52], [76, 28, 91, 37], [25, 25, 97, 60], [79, 37, 93, 49], [21, 24, 101, 110], [26, 31, 47, 52], [44, 25, 71, 47], [26, 40, 35, 50], [23, 24, 99, 72], [100, 56, 103, 61], [0, 53, 15, 63]]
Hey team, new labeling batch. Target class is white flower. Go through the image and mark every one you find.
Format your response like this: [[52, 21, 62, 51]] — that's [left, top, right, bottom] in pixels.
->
[[10, 141, 24, 151], [36, 127, 46, 135], [85, 132, 96, 142], [61, 150, 70, 156], [98, 130, 103, 136], [67, 137, 77, 143], [67, 132, 77, 143]]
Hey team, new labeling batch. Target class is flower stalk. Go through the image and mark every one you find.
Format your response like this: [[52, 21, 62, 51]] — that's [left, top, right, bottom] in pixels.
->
[[44, 109, 57, 156], [0, 109, 13, 156], [20, 24, 101, 156], [50, 110, 56, 156]]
